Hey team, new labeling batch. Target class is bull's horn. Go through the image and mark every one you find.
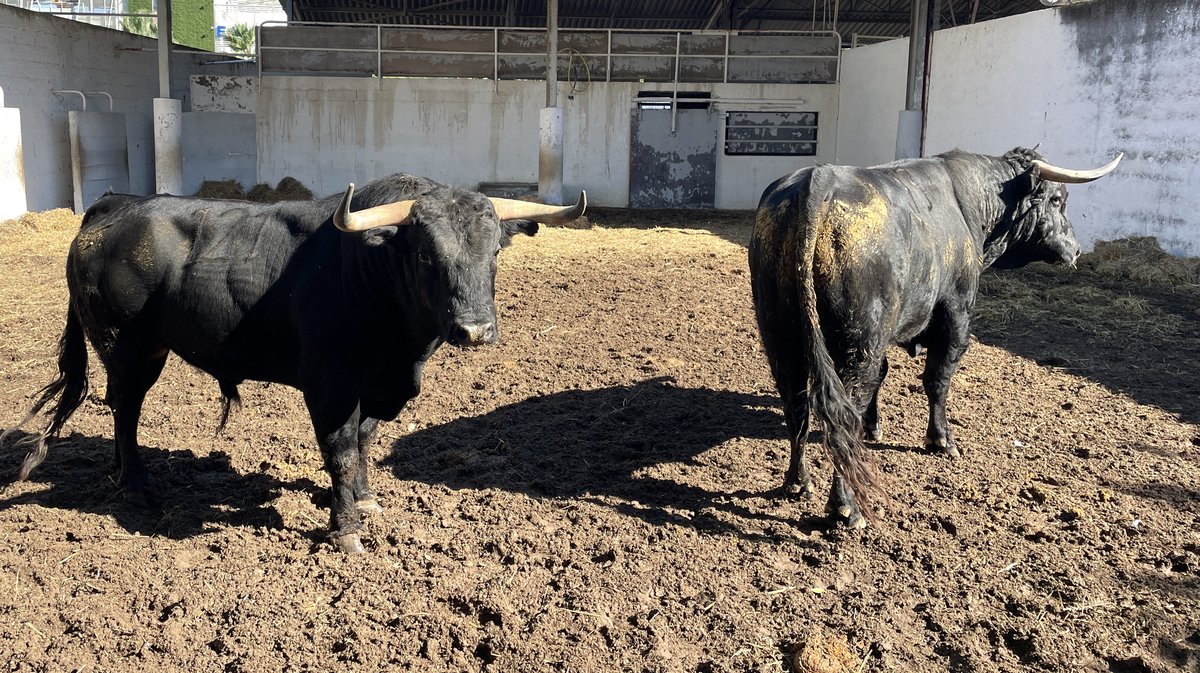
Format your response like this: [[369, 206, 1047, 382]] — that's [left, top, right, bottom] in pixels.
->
[[1032, 152, 1123, 184], [333, 183, 416, 232], [489, 191, 587, 224]]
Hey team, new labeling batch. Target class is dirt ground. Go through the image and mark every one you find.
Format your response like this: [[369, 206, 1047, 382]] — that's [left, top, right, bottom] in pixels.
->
[[0, 206, 1197, 673]]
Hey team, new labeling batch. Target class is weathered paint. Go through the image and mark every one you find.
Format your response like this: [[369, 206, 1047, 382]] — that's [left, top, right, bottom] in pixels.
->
[[538, 107, 564, 205], [923, 4, 1200, 255], [190, 76, 257, 113], [154, 98, 183, 196], [628, 107, 718, 208]]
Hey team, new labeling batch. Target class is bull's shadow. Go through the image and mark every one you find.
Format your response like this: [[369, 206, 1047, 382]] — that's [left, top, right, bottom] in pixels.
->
[[973, 263, 1200, 427], [0, 429, 304, 540], [381, 377, 829, 541]]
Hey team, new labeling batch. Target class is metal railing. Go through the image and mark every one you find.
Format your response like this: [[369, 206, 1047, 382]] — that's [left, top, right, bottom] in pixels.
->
[[256, 22, 842, 85]]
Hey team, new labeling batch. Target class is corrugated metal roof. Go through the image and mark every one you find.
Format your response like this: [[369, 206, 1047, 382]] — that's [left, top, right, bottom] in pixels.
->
[[288, 0, 1049, 42]]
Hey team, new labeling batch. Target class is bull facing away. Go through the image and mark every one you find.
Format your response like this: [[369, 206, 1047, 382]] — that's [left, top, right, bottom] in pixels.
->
[[748, 147, 1121, 528], [3, 175, 585, 553]]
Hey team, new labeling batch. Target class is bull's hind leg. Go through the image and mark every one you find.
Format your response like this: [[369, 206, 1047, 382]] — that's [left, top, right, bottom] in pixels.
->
[[105, 352, 168, 506], [863, 356, 889, 442], [353, 417, 384, 515], [824, 350, 886, 529], [922, 304, 971, 458], [781, 388, 814, 498]]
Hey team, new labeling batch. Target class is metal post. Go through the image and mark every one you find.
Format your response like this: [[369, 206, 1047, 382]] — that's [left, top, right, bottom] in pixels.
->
[[671, 32, 681, 133], [546, 0, 558, 107], [539, 0, 564, 205], [896, 0, 929, 159], [904, 0, 928, 111], [157, 0, 172, 98]]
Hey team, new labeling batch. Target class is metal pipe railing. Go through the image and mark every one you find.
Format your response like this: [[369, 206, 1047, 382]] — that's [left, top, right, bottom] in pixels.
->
[[51, 89, 86, 110], [256, 22, 843, 85]]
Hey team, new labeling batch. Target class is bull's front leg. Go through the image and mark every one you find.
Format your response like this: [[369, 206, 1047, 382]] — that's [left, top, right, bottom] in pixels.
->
[[307, 394, 368, 554], [921, 306, 971, 459], [353, 417, 384, 515]]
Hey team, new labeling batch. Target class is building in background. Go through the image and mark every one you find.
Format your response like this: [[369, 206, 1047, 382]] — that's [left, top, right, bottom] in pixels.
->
[[2, 0, 281, 52], [214, 0, 283, 53]]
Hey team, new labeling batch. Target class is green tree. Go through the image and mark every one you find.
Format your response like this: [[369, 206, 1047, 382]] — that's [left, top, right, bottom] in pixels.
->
[[125, 0, 214, 52], [225, 23, 255, 55], [122, 15, 157, 38]]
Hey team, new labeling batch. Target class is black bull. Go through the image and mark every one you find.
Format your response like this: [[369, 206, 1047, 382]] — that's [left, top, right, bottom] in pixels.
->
[[749, 148, 1121, 528], [4, 174, 585, 553]]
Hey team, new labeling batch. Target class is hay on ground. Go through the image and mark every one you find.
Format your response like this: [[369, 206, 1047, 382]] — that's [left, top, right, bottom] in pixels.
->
[[194, 180, 247, 200], [246, 177, 314, 204], [1081, 236, 1200, 287]]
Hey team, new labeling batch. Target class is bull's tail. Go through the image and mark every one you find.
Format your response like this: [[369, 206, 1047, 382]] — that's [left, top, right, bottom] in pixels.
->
[[798, 187, 883, 521], [1, 307, 90, 479]]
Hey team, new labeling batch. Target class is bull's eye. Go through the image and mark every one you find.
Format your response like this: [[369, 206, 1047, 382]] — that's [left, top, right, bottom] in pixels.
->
[[1050, 195, 1064, 207], [418, 252, 432, 265]]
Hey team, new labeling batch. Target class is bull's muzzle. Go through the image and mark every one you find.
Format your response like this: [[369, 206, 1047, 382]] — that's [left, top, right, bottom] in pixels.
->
[[449, 322, 497, 346]]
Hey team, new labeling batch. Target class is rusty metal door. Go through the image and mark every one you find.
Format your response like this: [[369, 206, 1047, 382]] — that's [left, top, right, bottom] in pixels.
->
[[629, 107, 718, 209]]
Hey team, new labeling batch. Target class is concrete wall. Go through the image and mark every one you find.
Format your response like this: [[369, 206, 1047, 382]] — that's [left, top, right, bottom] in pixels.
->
[[0, 3, 255, 211], [835, 37, 909, 167], [182, 111, 257, 194], [924, 1, 1200, 255], [257, 77, 838, 209]]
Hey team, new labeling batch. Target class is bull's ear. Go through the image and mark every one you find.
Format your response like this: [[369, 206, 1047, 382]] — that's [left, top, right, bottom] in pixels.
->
[[501, 219, 538, 246], [361, 225, 400, 246]]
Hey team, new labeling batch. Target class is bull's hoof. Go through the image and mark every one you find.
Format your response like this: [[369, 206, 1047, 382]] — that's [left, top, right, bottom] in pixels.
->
[[926, 436, 960, 459], [865, 426, 882, 443], [782, 480, 814, 500], [119, 486, 161, 510], [331, 532, 366, 554], [355, 497, 384, 515], [832, 505, 868, 530]]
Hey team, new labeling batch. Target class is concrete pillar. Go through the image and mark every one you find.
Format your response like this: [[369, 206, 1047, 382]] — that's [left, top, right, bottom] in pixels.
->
[[895, 110, 923, 160], [154, 98, 183, 195], [0, 86, 27, 219], [538, 107, 563, 206]]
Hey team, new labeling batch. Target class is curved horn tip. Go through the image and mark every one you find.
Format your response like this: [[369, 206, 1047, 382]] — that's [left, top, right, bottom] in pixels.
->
[[334, 182, 357, 232]]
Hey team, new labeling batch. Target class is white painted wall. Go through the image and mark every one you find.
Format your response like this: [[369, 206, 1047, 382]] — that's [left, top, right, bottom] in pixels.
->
[[258, 78, 838, 209], [835, 37, 909, 167], [924, 3, 1200, 255], [0, 3, 256, 211]]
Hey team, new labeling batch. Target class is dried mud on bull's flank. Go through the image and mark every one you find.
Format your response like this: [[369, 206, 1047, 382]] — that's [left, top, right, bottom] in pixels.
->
[[0, 208, 1197, 673]]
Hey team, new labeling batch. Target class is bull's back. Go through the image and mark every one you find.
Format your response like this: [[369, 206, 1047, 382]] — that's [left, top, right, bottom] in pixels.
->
[[66, 197, 317, 382]]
